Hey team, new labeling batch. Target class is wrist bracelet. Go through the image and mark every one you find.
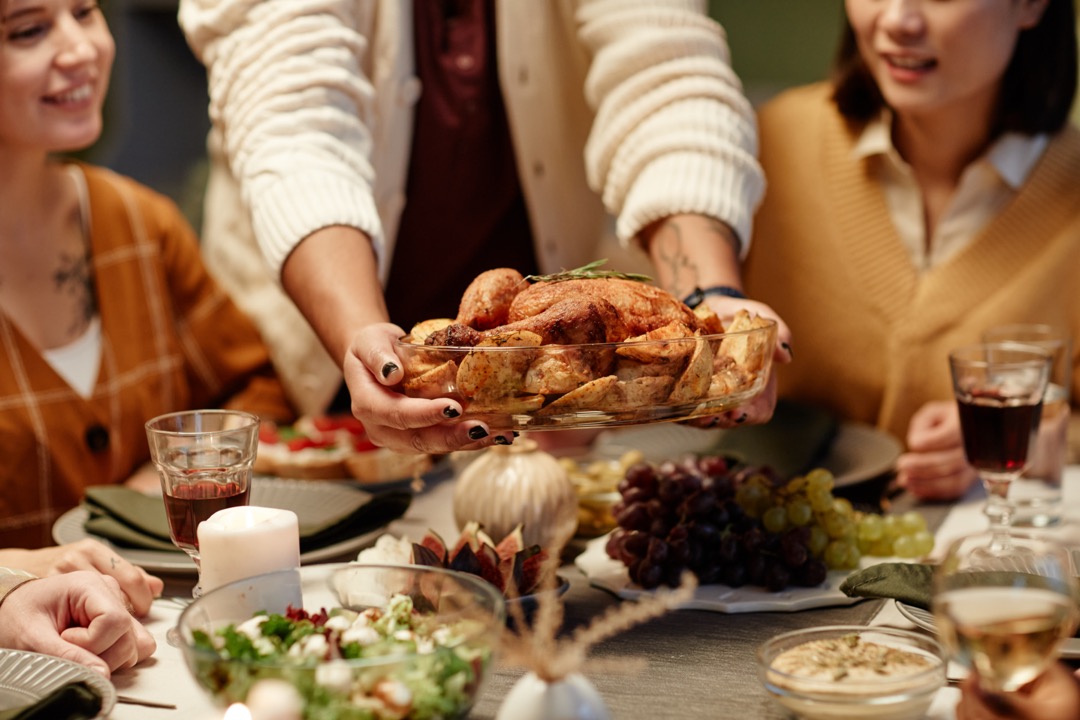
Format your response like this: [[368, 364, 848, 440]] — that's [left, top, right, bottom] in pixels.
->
[[682, 285, 748, 308]]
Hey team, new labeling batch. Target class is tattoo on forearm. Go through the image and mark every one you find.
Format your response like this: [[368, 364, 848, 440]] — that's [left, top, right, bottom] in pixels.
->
[[54, 251, 97, 335], [652, 221, 698, 299]]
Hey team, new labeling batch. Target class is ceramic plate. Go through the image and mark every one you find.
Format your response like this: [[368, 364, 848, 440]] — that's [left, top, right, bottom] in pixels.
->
[[895, 600, 1080, 659], [0, 649, 115, 716], [53, 478, 391, 574], [268, 455, 452, 492], [591, 421, 901, 487], [823, 422, 903, 487], [575, 535, 861, 613]]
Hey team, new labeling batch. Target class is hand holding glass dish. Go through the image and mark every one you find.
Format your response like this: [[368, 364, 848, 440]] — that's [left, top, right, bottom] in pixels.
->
[[948, 342, 1052, 538]]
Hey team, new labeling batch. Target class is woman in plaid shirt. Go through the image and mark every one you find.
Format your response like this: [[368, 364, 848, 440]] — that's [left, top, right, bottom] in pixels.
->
[[0, 0, 294, 548]]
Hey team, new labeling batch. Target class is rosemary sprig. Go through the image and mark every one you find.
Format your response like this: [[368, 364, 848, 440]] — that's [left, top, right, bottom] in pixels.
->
[[524, 259, 652, 284]]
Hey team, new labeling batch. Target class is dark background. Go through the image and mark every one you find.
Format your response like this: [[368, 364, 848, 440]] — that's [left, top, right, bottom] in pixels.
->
[[90, 0, 846, 227]]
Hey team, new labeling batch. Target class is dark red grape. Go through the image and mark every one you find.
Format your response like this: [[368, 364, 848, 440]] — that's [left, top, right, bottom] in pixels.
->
[[721, 563, 746, 588], [646, 537, 669, 565], [718, 534, 740, 563], [696, 454, 730, 478], [762, 562, 791, 593], [616, 503, 651, 532], [636, 562, 663, 590], [623, 530, 650, 557], [794, 558, 828, 588], [620, 463, 658, 496]]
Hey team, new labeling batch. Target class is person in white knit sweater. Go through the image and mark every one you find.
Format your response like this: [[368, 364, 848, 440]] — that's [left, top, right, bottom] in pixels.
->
[[178, 0, 791, 454]]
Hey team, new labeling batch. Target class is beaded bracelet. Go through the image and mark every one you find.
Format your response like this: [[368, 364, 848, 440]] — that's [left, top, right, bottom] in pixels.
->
[[682, 285, 748, 308]]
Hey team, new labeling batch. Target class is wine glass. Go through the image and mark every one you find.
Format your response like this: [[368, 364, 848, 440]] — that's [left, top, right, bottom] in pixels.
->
[[145, 409, 258, 598], [933, 531, 1079, 693], [948, 343, 1052, 537]]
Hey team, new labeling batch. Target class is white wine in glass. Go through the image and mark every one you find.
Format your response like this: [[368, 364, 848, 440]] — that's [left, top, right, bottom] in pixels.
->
[[933, 531, 1079, 692]]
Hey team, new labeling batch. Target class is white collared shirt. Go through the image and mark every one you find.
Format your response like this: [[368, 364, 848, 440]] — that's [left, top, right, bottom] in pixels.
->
[[851, 114, 1048, 272]]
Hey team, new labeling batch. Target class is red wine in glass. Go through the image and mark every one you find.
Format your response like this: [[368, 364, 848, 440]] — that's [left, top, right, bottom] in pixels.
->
[[163, 477, 250, 555], [956, 391, 1043, 474]]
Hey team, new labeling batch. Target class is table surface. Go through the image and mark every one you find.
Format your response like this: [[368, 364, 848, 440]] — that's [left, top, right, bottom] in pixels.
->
[[110, 461, 1080, 720]]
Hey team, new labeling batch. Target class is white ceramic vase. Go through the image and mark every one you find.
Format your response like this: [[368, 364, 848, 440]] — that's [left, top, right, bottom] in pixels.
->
[[495, 672, 612, 720], [452, 438, 578, 550]]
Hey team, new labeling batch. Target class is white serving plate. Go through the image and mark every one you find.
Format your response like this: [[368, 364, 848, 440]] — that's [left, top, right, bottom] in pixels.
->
[[574, 534, 861, 613]]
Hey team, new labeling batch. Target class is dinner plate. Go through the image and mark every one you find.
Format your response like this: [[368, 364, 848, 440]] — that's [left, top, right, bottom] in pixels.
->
[[53, 478, 390, 574], [266, 454, 452, 492], [894, 600, 1080, 659], [575, 535, 862, 613], [591, 420, 901, 487], [822, 421, 903, 487], [0, 649, 116, 716]]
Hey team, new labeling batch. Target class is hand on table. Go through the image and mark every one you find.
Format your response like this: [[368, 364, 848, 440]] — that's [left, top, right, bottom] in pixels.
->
[[0, 571, 156, 678], [0, 539, 163, 616], [343, 322, 516, 454], [895, 400, 977, 500], [956, 663, 1080, 720]]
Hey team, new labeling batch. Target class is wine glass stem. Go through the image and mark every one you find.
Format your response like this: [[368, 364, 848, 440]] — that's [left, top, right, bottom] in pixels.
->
[[982, 473, 1015, 545]]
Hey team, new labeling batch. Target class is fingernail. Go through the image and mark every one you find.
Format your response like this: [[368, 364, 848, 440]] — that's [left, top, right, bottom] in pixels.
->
[[512, 431, 520, 437], [781, 342, 793, 358], [381, 362, 399, 379], [736, 413, 748, 424], [442, 405, 460, 419], [707, 417, 721, 428], [468, 426, 489, 441], [494, 436, 511, 445]]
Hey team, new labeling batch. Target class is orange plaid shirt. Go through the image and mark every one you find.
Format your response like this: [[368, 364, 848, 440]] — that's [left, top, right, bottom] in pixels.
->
[[0, 165, 294, 548]]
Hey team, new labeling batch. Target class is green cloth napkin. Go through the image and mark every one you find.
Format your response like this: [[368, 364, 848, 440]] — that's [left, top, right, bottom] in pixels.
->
[[839, 562, 935, 610], [0, 681, 102, 720], [83, 486, 412, 555], [709, 399, 840, 479]]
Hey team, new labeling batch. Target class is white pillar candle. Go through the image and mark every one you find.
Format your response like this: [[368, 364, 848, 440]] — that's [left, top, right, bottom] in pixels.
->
[[197, 506, 300, 593]]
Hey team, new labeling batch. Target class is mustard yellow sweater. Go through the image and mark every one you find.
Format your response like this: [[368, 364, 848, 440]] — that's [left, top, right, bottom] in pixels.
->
[[745, 83, 1080, 444]]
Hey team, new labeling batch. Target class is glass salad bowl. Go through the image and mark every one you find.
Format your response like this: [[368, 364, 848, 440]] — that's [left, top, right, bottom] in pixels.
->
[[175, 563, 504, 719]]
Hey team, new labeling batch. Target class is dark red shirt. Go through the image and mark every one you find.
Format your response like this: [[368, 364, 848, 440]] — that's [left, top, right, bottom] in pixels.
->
[[384, 0, 537, 332]]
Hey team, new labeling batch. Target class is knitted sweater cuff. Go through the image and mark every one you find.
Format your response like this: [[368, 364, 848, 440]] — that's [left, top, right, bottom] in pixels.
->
[[250, 173, 386, 278], [616, 151, 764, 258]]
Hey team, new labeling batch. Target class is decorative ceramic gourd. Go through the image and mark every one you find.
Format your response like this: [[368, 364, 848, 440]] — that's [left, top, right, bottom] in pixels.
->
[[453, 438, 578, 550], [496, 672, 611, 720]]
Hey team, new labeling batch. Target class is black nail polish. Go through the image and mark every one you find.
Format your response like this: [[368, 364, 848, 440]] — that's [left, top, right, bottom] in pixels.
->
[[494, 436, 511, 445], [468, 426, 489, 441], [736, 413, 748, 424], [512, 431, 520, 437], [381, 362, 399, 379], [781, 342, 793, 358], [442, 406, 460, 419], [707, 417, 721, 428]]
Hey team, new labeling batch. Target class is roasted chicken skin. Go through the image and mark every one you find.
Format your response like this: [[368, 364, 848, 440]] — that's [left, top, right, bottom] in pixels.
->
[[508, 277, 701, 338], [455, 268, 527, 331]]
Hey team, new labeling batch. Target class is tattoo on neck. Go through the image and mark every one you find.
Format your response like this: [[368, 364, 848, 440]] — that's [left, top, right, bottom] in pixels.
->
[[54, 250, 97, 335]]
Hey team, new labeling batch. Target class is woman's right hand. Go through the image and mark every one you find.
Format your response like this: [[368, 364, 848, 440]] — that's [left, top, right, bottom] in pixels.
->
[[342, 323, 516, 453], [956, 664, 1080, 720]]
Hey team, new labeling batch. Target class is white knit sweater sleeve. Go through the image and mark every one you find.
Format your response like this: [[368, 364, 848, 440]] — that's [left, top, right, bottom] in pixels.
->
[[577, 0, 764, 253], [178, 0, 382, 275]]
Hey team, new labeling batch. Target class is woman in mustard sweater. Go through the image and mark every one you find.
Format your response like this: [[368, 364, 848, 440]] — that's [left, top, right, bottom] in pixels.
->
[[744, 0, 1078, 500]]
